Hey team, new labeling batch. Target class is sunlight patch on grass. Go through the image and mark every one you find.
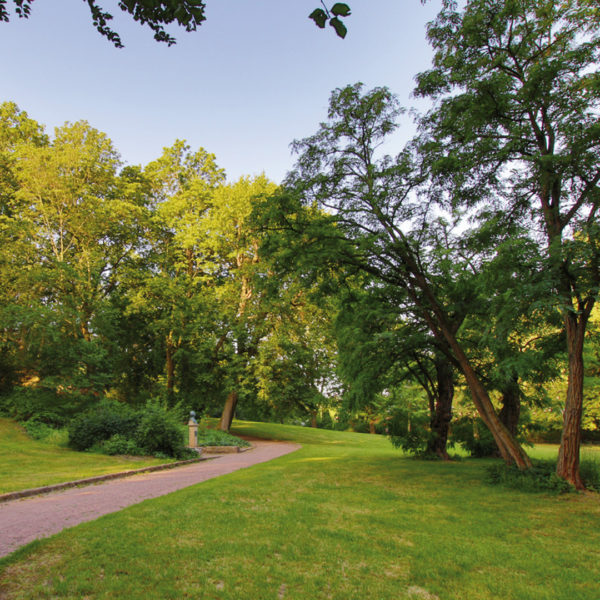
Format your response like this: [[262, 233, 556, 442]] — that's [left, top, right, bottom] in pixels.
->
[[0, 418, 173, 493]]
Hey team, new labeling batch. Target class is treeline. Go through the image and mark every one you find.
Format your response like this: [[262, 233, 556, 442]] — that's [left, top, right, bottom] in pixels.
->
[[1, 0, 599, 489], [0, 105, 337, 431]]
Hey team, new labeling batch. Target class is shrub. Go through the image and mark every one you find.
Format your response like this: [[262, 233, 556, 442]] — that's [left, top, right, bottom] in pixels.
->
[[451, 417, 499, 457], [97, 434, 144, 456], [386, 406, 433, 456], [0, 387, 68, 427], [23, 418, 57, 441], [196, 428, 250, 447], [134, 400, 189, 459], [580, 456, 600, 492], [486, 460, 575, 494], [68, 400, 140, 451]]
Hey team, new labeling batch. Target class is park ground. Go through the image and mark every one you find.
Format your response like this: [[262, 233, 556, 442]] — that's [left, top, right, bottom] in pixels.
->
[[0, 420, 599, 599]]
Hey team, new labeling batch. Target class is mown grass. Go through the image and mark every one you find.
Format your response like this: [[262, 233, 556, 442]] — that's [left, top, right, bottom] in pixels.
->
[[0, 418, 173, 494], [1, 420, 599, 599]]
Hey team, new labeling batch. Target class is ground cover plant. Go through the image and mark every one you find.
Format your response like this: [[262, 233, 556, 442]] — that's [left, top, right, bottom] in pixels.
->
[[1, 422, 599, 599], [0, 418, 172, 494]]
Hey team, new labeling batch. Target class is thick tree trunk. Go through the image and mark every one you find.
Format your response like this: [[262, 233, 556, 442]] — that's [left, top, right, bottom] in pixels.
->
[[311, 412, 318, 428], [218, 391, 238, 432], [369, 420, 377, 434], [427, 357, 454, 460], [499, 375, 521, 437], [422, 307, 532, 468], [557, 314, 587, 489]]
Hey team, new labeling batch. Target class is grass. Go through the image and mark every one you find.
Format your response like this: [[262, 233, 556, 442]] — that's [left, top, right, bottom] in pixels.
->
[[0, 418, 174, 494], [0, 420, 599, 599]]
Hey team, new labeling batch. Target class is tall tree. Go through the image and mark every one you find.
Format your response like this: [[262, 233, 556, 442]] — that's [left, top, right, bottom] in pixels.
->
[[282, 82, 531, 468], [414, 0, 600, 488], [3, 119, 146, 409]]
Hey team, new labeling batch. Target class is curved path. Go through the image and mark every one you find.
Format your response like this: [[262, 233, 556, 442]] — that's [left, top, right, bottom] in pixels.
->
[[0, 440, 299, 559]]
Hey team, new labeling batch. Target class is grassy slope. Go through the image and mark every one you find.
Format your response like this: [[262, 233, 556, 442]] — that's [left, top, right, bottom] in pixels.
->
[[0, 419, 172, 494], [0, 421, 599, 599]]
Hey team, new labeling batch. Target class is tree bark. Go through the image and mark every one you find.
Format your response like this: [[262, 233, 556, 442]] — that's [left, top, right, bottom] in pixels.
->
[[218, 391, 238, 432], [397, 247, 532, 469], [556, 313, 587, 489], [416, 292, 532, 468], [427, 356, 454, 460], [499, 375, 521, 437]]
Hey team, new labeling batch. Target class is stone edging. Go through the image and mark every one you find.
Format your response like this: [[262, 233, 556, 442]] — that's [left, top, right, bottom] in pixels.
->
[[0, 456, 213, 504]]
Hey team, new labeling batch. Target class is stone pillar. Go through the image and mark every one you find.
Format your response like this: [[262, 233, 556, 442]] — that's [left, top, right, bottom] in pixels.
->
[[188, 411, 198, 448]]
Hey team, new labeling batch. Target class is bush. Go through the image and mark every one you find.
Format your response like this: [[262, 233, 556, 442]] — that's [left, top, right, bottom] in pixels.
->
[[196, 428, 250, 447], [451, 417, 499, 457], [68, 400, 140, 451], [486, 460, 575, 494], [23, 418, 57, 441], [133, 400, 189, 459], [97, 434, 144, 456], [386, 406, 433, 456], [580, 456, 600, 492], [0, 387, 68, 427]]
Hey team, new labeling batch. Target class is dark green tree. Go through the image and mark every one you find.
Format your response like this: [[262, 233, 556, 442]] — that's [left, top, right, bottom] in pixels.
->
[[414, 0, 600, 488], [281, 82, 532, 468]]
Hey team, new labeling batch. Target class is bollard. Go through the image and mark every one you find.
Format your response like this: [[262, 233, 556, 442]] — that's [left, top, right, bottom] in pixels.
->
[[188, 410, 198, 448]]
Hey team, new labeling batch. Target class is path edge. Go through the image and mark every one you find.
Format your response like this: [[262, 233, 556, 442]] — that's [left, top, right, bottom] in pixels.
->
[[0, 455, 220, 504]]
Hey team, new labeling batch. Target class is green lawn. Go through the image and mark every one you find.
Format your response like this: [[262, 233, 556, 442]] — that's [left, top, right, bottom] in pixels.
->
[[0, 418, 173, 494], [1, 420, 599, 599]]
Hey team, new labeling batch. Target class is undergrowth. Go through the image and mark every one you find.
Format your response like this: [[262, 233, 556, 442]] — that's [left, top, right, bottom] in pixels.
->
[[487, 457, 600, 494]]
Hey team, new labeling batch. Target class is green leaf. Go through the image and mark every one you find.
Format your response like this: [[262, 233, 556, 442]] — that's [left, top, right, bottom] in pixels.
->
[[331, 3, 351, 17], [329, 17, 347, 39], [309, 8, 328, 29]]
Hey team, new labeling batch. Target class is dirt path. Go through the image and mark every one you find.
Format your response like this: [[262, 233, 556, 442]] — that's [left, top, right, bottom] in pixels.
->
[[0, 440, 299, 559]]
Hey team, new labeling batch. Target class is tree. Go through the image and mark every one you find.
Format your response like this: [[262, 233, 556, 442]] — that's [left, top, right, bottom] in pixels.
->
[[281, 82, 531, 468], [0, 1, 351, 46], [1, 118, 146, 415], [414, 0, 600, 488], [336, 283, 456, 457]]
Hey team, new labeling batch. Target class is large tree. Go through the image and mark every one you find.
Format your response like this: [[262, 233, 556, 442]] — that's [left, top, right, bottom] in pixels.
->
[[414, 0, 600, 488], [280, 82, 532, 468]]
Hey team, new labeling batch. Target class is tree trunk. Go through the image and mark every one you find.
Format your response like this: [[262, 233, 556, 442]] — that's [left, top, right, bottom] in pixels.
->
[[369, 420, 376, 434], [427, 356, 454, 460], [166, 333, 175, 404], [421, 305, 532, 468], [218, 391, 238, 432], [557, 313, 587, 489], [499, 375, 521, 437], [402, 257, 532, 469], [311, 412, 318, 428]]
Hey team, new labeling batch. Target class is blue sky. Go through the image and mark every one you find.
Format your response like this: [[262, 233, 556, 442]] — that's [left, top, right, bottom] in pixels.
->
[[1, 1, 440, 183]]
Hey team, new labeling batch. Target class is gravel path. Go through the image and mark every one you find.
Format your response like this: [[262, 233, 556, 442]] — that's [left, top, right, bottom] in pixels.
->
[[0, 440, 300, 558]]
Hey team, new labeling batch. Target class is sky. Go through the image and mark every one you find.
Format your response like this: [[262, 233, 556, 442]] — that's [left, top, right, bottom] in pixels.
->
[[0, 0, 441, 183]]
